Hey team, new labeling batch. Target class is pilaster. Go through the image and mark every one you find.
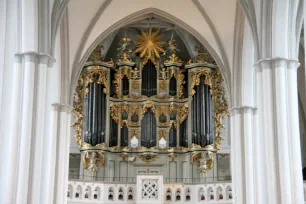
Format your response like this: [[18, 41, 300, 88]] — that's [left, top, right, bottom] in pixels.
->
[[53, 103, 73, 204], [16, 53, 37, 204], [255, 57, 303, 204], [230, 106, 256, 204]]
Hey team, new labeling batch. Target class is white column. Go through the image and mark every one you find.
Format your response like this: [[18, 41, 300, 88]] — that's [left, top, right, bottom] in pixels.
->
[[230, 106, 256, 204], [288, 61, 304, 203], [255, 58, 304, 204], [254, 66, 268, 204], [40, 104, 59, 204], [63, 113, 72, 204], [53, 104, 72, 204], [16, 0, 38, 201], [242, 107, 255, 204], [230, 108, 243, 203], [274, 59, 292, 204], [260, 60, 280, 204], [30, 55, 50, 204], [16, 53, 37, 203], [1, 55, 23, 204]]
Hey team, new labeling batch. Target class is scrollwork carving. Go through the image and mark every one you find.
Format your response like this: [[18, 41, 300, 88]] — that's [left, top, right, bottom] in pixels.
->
[[84, 67, 108, 95], [158, 129, 168, 140], [110, 104, 120, 123], [212, 69, 230, 150], [141, 100, 156, 119], [72, 72, 85, 148], [178, 103, 188, 124], [113, 70, 120, 97], [178, 70, 186, 98], [190, 68, 212, 96]]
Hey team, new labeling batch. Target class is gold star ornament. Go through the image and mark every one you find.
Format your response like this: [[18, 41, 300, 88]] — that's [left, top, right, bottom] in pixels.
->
[[135, 28, 166, 65]]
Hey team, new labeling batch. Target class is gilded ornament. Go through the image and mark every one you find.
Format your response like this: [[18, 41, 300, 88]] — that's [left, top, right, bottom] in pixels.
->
[[82, 142, 93, 149], [190, 68, 212, 96], [168, 153, 177, 161], [195, 51, 216, 65], [141, 100, 156, 119], [95, 143, 107, 149], [164, 53, 183, 64], [131, 67, 140, 79], [159, 80, 167, 89], [121, 119, 128, 128], [189, 143, 202, 150], [212, 69, 230, 150], [84, 67, 108, 95], [131, 80, 140, 89], [198, 152, 214, 174], [135, 28, 166, 65], [113, 70, 120, 97], [158, 129, 168, 140], [169, 103, 176, 114], [191, 152, 201, 165], [178, 70, 185, 98], [166, 39, 179, 53], [160, 68, 168, 80], [121, 103, 129, 113], [72, 72, 85, 148], [119, 153, 129, 160], [110, 104, 120, 123], [130, 105, 139, 115], [178, 103, 188, 124], [169, 120, 177, 129], [138, 153, 158, 163], [83, 152, 105, 172], [130, 129, 140, 139], [117, 52, 133, 63], [121, 67, 130, 79]]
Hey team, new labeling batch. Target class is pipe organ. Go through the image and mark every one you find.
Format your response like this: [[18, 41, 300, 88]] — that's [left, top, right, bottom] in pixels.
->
[[72, 28, 229, 174]]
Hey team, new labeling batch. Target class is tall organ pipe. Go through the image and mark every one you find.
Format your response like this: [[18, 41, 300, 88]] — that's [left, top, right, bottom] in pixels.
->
[[169, 126, 177, 147], [180, 119, 188, 147], [141, 109, 156, 148], [121, 125, 128, 146], [142, 61, 157, 97], [200, 76, 206, 146], [84, 72, 107, 146], [191, 74, 213, 146], [169, 76, 177, 96], [92, 76, 98, 145], [97, 82, 101, 144], [87, 82, 93, 144]]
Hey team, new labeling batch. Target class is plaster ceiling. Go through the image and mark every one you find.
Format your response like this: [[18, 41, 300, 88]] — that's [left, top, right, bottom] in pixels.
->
[[65, 0, 238, 85]]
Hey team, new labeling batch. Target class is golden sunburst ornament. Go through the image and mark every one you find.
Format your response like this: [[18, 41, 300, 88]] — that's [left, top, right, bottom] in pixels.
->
[[135, 28, 166, 65]]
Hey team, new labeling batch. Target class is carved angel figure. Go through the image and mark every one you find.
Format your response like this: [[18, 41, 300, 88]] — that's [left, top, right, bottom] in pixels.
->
[[160, 68, 168, 80], [83, 152, 105, 172], [131, 67, 140, 79]]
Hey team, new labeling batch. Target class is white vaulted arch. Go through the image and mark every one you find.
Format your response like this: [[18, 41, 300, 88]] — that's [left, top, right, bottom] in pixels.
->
[[68, 6, 232, 106]]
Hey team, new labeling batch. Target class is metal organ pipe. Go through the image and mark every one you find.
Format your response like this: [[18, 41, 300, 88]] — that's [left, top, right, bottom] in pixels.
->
[[92, 76, 98, 145], [97, 82, 101, 144], [200, 75, 206, 146], [87, 83, 93, 144], [191, 74, 213, 146], [83, 71, 107, 146]]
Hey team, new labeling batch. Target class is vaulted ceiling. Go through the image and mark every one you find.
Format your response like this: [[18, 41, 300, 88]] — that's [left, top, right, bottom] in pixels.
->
[[64, 0, 237, 88]]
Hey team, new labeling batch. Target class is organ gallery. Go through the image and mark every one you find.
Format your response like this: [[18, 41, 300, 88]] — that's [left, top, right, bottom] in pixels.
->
[[72, 24, 229, 178]]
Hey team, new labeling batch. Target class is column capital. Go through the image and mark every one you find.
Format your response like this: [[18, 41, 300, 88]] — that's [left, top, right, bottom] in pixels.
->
[[254, 57, 300, 71], [51, 103, 73, 113], [15, 51, 56, 64]]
